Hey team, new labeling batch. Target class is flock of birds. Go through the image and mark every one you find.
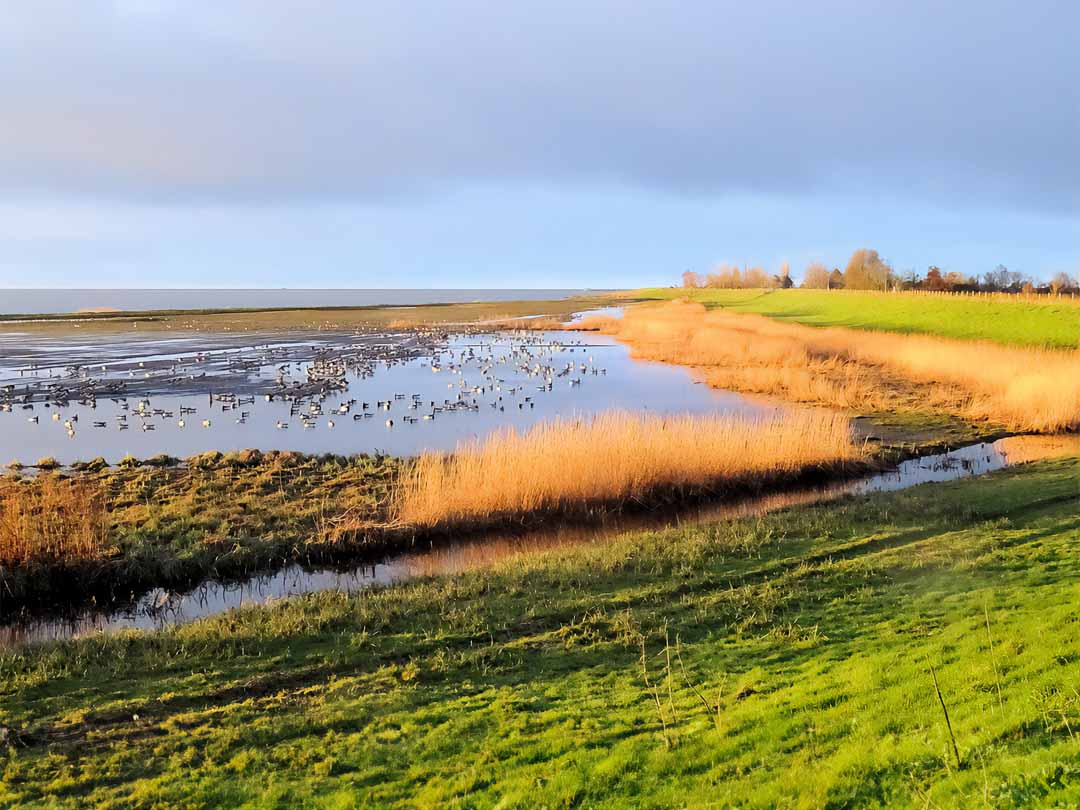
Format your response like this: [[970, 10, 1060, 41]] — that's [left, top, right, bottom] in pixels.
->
[[1, 331, 609, 445]]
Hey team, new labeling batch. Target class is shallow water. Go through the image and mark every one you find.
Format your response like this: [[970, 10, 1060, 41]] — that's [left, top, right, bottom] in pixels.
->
[[0, 325, 768, 463], [4, 434, 1078, 648], [0, 288, 593, 315]]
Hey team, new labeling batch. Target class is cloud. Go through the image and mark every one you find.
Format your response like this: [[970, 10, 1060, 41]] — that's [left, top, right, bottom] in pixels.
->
[[1, 0, 1078, 209]]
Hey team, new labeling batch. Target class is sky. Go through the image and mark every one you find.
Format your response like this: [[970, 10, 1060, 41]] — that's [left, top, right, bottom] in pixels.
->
[[1, 0, 1078, 289]]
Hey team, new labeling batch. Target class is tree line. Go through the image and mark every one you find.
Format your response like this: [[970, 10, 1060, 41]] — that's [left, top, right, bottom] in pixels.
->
[[681, 249, 1080, 294]]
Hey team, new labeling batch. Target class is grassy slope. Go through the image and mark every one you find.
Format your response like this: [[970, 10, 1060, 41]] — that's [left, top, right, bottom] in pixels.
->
[[3, 459, 1080, 807], [628, 288, 1080, 348]]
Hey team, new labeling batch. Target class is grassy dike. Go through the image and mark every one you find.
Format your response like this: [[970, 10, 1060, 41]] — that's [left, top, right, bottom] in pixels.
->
[[2, 457, 1079, 807], [626, 288, 1080, 348]]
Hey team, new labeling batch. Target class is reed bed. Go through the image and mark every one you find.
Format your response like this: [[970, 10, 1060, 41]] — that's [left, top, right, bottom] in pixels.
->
[[578, 302, 1080, 432], [391, 410, 863, 529], [0, 476, 111, 567]]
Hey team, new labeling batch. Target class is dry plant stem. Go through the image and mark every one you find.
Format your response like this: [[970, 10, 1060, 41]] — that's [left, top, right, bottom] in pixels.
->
[[930, 662, 962, 770], [983, 600, 1004, 714], [676, 635, 723, 732], [640, 636, 672, 749]]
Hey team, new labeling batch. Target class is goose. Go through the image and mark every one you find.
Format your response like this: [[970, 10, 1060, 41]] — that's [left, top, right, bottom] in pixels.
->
[[327, 420, 335, 429], [201, 419, 211, 428], [28, 415, 39, 424], [385, 419, 394, 428], [177, 419, 185, 428]]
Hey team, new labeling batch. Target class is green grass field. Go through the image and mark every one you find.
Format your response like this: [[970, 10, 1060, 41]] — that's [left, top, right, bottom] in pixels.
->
[[4, 458, 1080, 808], [629, 288, 1080, 348]]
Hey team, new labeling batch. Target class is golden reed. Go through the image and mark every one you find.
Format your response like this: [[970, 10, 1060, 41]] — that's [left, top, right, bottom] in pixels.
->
[[577, 302, 1080, 433], [391, 410, 862, 529], [0, 477, 110, 567]]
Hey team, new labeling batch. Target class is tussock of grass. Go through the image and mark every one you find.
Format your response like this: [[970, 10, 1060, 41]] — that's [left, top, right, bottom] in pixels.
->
[[581, 301, 1080, 432], [391, 410, 863, 528]]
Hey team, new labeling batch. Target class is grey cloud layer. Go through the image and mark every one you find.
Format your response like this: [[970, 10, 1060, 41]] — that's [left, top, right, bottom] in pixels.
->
[[2, 0, 1077, 208]]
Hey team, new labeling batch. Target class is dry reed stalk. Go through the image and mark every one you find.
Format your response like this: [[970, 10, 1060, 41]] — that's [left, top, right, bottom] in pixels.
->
[[929, 662, 963, 770], [0, 477, 111, 567], [578, 302, 1080, 432], [391, 409, 861, 528]]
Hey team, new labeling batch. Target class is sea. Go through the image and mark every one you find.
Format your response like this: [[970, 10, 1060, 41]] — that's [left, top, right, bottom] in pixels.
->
[[0, 289, 595, 316]]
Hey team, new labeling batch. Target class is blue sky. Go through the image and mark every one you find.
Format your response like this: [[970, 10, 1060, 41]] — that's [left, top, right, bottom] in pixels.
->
[[1, 1, 1077, 288]]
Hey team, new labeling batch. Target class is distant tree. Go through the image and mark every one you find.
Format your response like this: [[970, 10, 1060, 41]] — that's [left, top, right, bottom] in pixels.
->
[[775, 261, 794, 289], [828, 268, 844, 289], [681, 270, 703, 289], [942, 271, 971, 290], [802, 262, 830, 289], [1050, 272, 1077, 295], [844, 249, 892, 290], [743, 266, 771, 288], [897, 269, 920, 290], [923, 266, 945, 290], [1021, 280, 1035, 294], [705, 264, 741, 289], [982, 264, 1022, 291]]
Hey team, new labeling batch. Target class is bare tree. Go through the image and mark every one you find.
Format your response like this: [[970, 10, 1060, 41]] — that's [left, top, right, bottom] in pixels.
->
[[843, 249, 892, 290], [802, 262, 830, 289], [1050, 272, 1077, 295], [681, 270, 703, 289]]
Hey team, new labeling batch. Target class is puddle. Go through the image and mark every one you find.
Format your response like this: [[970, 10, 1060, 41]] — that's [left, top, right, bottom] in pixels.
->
[[3, 434, 1077, 648]]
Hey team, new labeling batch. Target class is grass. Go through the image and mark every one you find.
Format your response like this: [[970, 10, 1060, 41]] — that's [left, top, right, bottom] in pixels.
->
[[2, 457, 1080, 806], [391, 410, 864, 528], [625, 288, 1080, 348], [580, 301, 1080, 432], [0, 451, 401, 608]]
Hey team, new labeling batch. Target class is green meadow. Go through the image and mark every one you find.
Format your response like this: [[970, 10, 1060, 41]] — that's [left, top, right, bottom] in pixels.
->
[[3, 457, 1079, 808], [630, 288, 1080, 348]]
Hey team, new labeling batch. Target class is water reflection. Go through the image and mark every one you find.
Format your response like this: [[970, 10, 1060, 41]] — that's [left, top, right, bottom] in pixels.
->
[[4, 434, 1078, 648], [0, 323, 769, 463]]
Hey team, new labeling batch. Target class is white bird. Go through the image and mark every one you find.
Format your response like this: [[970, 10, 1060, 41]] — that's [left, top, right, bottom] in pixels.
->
[[385, 419, 394, 428], [178, 419, 185, 428], [327, 420, 335, 428], [201, 419, 211, 428]]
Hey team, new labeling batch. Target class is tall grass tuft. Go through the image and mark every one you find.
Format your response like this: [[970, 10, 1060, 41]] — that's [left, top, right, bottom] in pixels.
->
[[391, 410, 862, 529], [0, 477, 111, 567], [577, 302, 1080, 432]]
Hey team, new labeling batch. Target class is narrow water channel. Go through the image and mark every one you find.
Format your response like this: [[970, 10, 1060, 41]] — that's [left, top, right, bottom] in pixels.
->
[[3, 434, 1077, 648]]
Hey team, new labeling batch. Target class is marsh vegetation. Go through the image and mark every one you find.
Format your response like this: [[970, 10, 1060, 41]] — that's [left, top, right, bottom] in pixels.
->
[[580, 300, 1080, 432]]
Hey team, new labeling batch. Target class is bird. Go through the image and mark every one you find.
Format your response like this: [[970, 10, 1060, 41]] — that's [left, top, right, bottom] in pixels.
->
[[386, 419, 394, 428], [201, 419, 211, 428], [178, 419, 185, 428]]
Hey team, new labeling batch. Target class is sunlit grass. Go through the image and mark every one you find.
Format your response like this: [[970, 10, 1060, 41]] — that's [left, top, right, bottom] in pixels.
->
[[580, 301, 1080, 432], [627, 287, 1080, 348], [2, 457, 1079, 807]]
